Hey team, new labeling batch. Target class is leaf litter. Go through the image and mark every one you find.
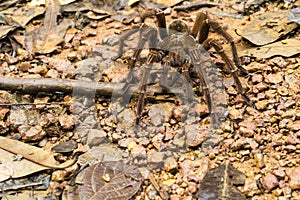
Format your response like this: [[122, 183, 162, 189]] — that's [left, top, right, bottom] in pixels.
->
[[64, 161, 142, 200], [0, 136, 77, 177], [236, 10, 298, 46], [25, 0, 73, 54]]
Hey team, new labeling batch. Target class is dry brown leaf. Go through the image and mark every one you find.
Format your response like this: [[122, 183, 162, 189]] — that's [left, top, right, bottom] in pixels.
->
[[11, 6, 45, 27], [0, 164, 13, 182], [0, 25, 17, 39], [25, 0, 73, 54], [237, 39, 300, 58], [65, 161, 142, 200], [0, 148, 48, 180], [236, 11, 298, 46], [28, 0, 76, 6], [198, 161, 246, 200], [0, 136, 77, 172]]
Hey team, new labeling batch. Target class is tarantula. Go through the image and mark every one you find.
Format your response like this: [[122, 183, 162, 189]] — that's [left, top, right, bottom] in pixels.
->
[[114, 9, 252, 127]]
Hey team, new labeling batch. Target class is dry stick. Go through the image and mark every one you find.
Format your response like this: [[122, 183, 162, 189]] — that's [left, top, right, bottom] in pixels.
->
[[0, 77, 182, 98]]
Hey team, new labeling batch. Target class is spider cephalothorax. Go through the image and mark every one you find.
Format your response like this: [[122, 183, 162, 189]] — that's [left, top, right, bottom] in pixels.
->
[[114, 9, 252, 128]]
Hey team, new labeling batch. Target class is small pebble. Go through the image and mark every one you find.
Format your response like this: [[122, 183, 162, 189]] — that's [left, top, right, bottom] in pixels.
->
[[260, 173, 279, 192]]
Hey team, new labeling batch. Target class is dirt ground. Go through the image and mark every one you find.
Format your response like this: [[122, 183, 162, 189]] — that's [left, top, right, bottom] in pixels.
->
[[0, 0, 300, 199]]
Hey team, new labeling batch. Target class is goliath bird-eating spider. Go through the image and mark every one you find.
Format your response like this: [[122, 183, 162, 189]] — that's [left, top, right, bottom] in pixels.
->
[[114, 9, 252, 128]]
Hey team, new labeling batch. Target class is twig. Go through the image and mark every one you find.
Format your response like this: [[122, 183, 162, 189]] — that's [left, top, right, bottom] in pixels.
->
[[173, 2, 221, 11], [0, 77, 182, 97]]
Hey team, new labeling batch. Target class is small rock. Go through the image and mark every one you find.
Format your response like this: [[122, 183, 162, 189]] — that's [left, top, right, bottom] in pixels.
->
[[131, 144, 147, 158], [187, 182, 198, 193], [266, 73, 284, 84], [127, 141, 137, 151], [255, 99, 269, 110], [252, 74, 263, 83], [273, 169, 285, 178], [137, 137, 150, 146], [255, 82, 268, 92], [254, 153, 265, 168], [173, 107, 182, 121], [49, 58, 75, 77], [287, 120, 300, 131], [284, 145, 296, 152], [286, 166, 300, 189], [51, 170, 67, 182], [163, 179, 176, 187], [238, 120, 257, 137], [111, 132, 122, 142], [22, 125, 46, 141], [148, 103, 173, 126], [260, 173, 279, 192], [268, 57, 287, 68], [19, 62, 31, 72], [164, 157, 178, 172], [67, 52, 77, 61], [9, 108, 28, 129], [243, 178, 259, 196], [58, 114, 76, 130], [118, 138, 135, 148], [147, 151, 164, 169], [45, 69, 60, 78], [51, 140, 78, 153], [28, 65, 48, 74], [245, 63, 265, 72], [185, 125, 208, 147], [117, 108, 135, 128], [228, 108, 243, 120], [277, 86, 289, 96], [231, 137, 248, 150]]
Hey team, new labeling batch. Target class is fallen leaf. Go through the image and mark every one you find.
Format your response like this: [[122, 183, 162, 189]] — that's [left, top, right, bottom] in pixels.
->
[[236, 39, 300, 58], [0, 25, 18, 39], [0, 148, 48, 180], [236, 11, 298, 45], [62, 0, 120, 14], [198, 161, 246, 200], [0, 164, 13, 182], [65, 161, 142, 200], [0, 136, 77, 172], [28, 0, 76, 6], [0, 0, 20, 11], [152, 0, 183, 6], [25, 0, 73, 53], [11, 6, 45, 27]]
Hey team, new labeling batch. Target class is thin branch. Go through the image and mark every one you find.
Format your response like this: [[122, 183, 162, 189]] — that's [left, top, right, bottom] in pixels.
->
[[0, 77, 183, 98]]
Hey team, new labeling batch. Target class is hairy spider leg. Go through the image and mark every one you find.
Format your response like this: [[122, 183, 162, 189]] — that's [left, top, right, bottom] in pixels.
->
[[135, 29, 161, 125], [205, 12, 248, 75], [191, 11, 210, 44], [191, 11, 252, 106], [189, 47, 219, 128], [119, 26, 157, 97], [203, 38, 253, 106], [141, 8, 167, 39]]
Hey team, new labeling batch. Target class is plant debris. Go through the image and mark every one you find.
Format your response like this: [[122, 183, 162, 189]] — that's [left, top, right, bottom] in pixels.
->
[[64, 161, 142, 200], [198, 162, 246, 200]]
